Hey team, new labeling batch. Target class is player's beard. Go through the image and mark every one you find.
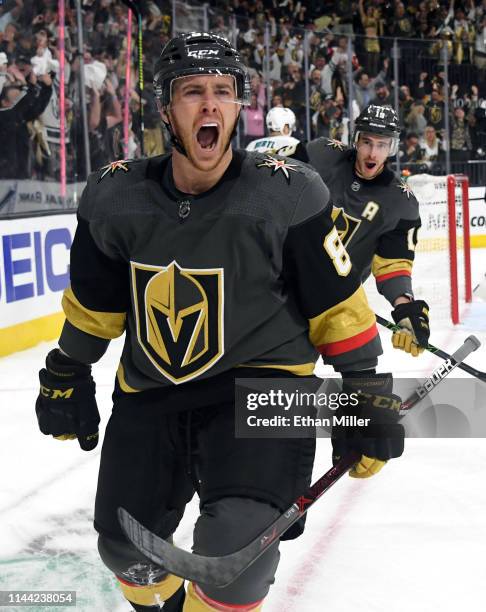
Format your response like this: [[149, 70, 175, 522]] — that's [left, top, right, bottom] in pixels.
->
[[170, 113, 237, 173], [355, 157, 385, 180]]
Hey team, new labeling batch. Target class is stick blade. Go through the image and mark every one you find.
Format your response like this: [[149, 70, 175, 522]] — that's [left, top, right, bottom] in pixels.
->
[[117, 507, 250, 587]]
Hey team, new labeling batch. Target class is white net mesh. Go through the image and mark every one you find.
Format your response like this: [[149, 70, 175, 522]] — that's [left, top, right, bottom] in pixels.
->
[[409, 174, 467, 322], [364, 174, 468, 324]]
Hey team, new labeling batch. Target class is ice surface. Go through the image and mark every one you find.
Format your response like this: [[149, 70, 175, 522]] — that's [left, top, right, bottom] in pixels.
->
[[1, 250, 486, 611]]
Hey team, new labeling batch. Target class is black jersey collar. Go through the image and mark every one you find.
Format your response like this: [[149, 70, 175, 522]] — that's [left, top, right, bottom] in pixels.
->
[[147, 150, 245, 202]]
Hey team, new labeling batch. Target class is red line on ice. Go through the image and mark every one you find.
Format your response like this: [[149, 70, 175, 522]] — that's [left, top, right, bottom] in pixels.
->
[[272, 479, 363, 611]]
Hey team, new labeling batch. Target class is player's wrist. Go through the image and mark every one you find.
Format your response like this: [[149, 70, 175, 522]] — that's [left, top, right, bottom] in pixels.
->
[[45, 349, 92, 380], [393, 294, 413, 306]]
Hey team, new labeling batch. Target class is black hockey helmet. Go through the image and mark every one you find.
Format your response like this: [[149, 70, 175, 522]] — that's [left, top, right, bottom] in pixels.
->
[[153, 32, 251, 107], [353, 104, 400, 156]]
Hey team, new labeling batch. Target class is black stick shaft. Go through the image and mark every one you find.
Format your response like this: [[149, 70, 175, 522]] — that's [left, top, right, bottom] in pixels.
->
[[376, 314, 486, 382]]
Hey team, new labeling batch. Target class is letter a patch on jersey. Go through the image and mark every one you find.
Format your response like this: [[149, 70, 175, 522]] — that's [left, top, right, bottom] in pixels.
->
[[131, 261, 224, 384]]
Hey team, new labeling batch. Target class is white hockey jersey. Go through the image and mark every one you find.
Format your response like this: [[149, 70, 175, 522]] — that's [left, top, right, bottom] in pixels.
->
[[246, 134, 300, 155]]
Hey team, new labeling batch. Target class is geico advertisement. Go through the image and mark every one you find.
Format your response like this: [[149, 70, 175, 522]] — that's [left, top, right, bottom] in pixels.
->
[[468, 187, 486, 237], [0, 214, 77, 328]]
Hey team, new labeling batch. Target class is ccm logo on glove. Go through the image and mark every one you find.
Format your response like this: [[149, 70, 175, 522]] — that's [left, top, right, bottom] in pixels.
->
[[39, 386, 74, 399]]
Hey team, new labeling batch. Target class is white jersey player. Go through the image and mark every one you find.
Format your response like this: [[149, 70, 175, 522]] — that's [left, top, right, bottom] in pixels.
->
[[246, 107, 309, 161]]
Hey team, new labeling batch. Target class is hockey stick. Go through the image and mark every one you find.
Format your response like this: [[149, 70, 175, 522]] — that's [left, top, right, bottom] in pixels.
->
[[376, 313, 486, 383], [118, 335, 480, 588]]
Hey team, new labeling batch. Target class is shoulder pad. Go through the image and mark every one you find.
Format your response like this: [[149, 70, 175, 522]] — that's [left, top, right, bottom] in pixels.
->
[[306, 137, 350, 174], [250, 151, 311, 184], [392, 178, 420, 217], [234, 151, 327, 226], [95, 158, 146, 184], [323, 137, 347, 151], [81, 157, 156, 220], [395, 178, 417, 200]]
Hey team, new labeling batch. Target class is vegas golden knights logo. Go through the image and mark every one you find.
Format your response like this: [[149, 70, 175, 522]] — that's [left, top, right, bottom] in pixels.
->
[[331, 206, 361, 247], [430, 105, 442, 125], [131, 261, 224, 384]]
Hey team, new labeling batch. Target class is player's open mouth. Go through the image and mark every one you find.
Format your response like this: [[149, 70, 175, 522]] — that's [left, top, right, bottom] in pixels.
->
[[365, 162, 377, 170], [196, 123, 219, 151]]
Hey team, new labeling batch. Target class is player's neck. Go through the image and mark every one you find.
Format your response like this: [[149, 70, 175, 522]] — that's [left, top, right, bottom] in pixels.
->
[[171, 148, 233, 195]]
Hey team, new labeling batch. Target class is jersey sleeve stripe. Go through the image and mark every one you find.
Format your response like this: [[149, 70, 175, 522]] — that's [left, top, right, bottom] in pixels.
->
[[308, 285, 377, 348], [375, 269, 412, 283], [62, 286, 126, 339], [372, 254, 413, 280], [318, 323, 378, 357]]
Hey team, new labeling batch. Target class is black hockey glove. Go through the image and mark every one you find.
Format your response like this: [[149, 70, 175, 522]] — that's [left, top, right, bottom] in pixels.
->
[[36, 349, 100, 451], [391, 299, 430, 357], [331, 372, 404, 478]]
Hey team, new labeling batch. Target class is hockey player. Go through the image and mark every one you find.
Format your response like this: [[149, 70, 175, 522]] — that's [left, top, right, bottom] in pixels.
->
[[307, 105, 430, 357], [35, 34, 404, 612], [246, 106, 309, 161]]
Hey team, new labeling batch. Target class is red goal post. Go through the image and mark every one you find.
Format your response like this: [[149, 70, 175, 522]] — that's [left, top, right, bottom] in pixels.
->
[[407, 173, 472, 325]]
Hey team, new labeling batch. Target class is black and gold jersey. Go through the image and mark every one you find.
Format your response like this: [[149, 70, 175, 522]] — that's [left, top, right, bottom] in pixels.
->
[[306, 138, 421, 305], [59, 150, 382, 391]]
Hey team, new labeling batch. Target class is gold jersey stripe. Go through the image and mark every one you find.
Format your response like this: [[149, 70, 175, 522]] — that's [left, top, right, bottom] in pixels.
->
[[116, 362, 140, 393], [62, 286, 126, 340], [308, 285, 376, 346], [239, 362, 316, 376], [371, 254, 413, 279], [118, 573, 183, 607]]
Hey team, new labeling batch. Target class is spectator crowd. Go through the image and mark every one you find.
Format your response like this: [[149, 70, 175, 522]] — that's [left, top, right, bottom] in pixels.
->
[[0, 0, 485, 185]]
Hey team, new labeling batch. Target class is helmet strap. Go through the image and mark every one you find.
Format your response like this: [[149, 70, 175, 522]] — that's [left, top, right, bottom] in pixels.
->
[[164, 117, 188, 157], [160, 103, 188, 157]]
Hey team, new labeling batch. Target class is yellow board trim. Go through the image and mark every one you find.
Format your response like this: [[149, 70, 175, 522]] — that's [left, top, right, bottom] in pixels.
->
[[471, 235, 486, 248], [119, 574, 183, 607], [308, 285, 376, 346], [417, 235, 486, 250], [0, 312, 64, 357], [62, 286, 126, 340]]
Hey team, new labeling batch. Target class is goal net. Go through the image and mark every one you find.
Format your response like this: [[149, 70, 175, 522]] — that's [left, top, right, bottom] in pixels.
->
[[364, 174, 472, 325]]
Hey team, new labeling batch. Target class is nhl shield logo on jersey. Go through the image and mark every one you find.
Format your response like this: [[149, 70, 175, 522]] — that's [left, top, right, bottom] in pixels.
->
[[98, 159, 133, 182], [131, 260, 224, 384], [256, 155, 301, 183]]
